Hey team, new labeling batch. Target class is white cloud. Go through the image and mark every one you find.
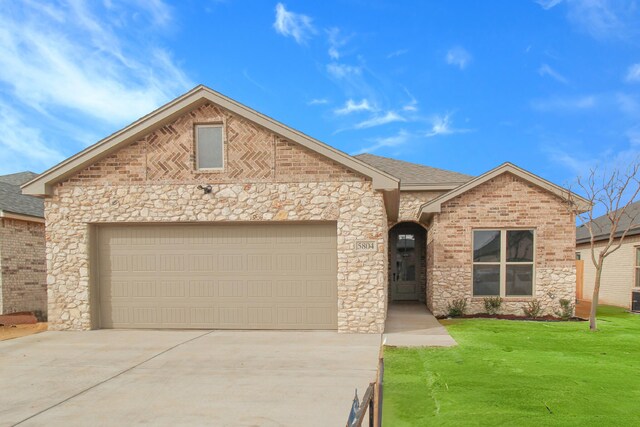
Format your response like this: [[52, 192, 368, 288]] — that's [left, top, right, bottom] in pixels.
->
[[355, 111, 406, 129], [0, 1, 192, 126], [353, 130, 412, 154], [402, 88, 418, 112], [627, 127, 640, 146], [387, 49, 409, 59], [538, 63, 569, 84], [566, 0, 626, 40], [616, 92, 640, 116], [308, 98, 329, 105], [424, 113, 470, 137], [273, 3, 316, 45], [625, 64, 640, 82], [0, 103, 65, 173], [445, 46, 472, 70], [535, 0, 563, 9], [334, 99, 374, 115], [544, 146, 594, 174], [531, 95, 597, 112], [327, 27, 350, 60], [326, 63, 362, 79]]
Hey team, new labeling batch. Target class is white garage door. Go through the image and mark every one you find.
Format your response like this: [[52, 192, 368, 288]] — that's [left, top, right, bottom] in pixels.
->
[[97, 223, 337, 329]]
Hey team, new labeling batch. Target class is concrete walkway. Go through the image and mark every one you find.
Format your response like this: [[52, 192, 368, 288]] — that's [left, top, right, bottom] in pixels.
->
[[383, 302, 457, 347], [0, 330, 380, 427]]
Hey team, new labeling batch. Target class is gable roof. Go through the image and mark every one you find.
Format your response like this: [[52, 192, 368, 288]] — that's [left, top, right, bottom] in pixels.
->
[[22, 85, 399, 196], [355, 153, 473, 190], [0, 171, 39, 186], [576, 200, 640, 245], [418, 162, 591, 222], [0, 172, 44, 220]]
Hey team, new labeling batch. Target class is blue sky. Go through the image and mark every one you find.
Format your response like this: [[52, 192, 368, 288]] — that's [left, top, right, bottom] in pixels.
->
[[1, 0, 640, 188]]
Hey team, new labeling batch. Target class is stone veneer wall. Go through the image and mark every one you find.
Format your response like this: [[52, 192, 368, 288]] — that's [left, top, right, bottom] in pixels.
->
[[0, 218, 47, 318], [396, 191, 445, 224], [45, 102, 388, 333], [427, 173, 576, 317]]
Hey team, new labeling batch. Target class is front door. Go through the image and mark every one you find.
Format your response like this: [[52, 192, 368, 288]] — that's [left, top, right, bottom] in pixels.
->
[[391, 231, 421, 301]]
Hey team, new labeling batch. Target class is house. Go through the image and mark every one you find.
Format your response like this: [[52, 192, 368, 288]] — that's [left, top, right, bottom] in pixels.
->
[[22, 85, 589, 332], [0, 171, 46, 319], [576, 201, 640, 310]]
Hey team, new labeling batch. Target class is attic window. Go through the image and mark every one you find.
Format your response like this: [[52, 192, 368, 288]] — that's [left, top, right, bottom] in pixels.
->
[[195, 124, 224, 170]]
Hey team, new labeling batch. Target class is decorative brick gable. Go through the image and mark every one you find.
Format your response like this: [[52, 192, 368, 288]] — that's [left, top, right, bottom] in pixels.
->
[[61, 102, 363, 186]]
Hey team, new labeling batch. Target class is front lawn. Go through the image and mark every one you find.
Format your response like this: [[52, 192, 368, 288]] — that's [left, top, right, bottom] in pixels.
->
[[383, 306, 640, 426]]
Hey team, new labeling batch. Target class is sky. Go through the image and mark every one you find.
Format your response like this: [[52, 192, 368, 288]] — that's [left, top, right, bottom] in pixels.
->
[[1, 0, 640, 189]]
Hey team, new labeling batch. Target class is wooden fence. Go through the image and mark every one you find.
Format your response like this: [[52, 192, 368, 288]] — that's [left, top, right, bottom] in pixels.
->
[[575, 260, 584, 300]]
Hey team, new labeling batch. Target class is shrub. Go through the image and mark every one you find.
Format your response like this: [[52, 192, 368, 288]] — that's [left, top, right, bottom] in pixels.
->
[[555, 298, 575, 321], [447, 298, 467, 317], [523, 299, 542, 318], [483, 297, 503, 315]]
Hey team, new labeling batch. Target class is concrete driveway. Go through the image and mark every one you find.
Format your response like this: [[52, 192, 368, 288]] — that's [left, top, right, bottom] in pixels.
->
[[0, 330, 381, 427]]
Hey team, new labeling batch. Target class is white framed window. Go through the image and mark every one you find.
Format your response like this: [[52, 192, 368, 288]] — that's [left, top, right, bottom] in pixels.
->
[[195, 124, 224, 170], [472, 229, 535, 297], [635, 247, 640, 288]]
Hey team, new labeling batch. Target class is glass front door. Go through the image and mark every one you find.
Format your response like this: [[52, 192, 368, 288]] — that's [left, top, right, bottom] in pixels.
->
[[391, 231, 420, 301]]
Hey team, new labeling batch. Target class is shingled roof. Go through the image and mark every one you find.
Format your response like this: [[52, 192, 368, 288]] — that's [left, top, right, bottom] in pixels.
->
[[0, 171, 43, 219], [576, 200, 640, 244], [355, 153, 473, 188]]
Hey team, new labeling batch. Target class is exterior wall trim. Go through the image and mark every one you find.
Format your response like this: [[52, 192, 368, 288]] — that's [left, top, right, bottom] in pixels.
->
[[0, 210, 45, 224]]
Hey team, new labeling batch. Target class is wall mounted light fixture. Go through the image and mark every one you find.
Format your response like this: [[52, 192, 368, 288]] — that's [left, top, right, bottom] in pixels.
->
[[197, 185, 213, 194]]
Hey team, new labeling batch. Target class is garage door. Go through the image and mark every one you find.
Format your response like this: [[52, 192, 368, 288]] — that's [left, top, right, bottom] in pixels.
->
[[97, 223, 337, 330]]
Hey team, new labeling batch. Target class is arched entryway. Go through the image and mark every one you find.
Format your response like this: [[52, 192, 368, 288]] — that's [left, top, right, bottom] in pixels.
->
[[388, 222, 427, 303]]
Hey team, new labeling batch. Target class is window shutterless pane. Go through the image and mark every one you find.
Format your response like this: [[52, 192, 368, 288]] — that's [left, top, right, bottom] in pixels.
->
[[473, 230, 501, 262], [197, 126, 223, 169], [636, 268, 640, 288], [507, 230, 534, 262], [473, 265, 500, 296], [636, 248, 640, 266], [506, 264, 533, 296]]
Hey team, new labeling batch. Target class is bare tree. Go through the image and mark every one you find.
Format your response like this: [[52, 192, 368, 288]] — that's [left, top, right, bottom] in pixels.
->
[[573, 161, 640, 331]]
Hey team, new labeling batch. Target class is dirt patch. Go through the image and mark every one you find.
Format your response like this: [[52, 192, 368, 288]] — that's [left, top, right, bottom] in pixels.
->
[[0, 323, 48, 341], [0, 311, 38, 325]]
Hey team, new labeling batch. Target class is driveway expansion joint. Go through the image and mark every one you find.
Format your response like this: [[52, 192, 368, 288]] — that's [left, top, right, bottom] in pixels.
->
[[10, 330, 213, 427]]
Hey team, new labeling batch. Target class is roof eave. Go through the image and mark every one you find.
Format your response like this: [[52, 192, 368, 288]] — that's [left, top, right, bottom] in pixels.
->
[[576, 227, 640, 245], [400, 182, 469, 191], [0, 210, 45, 223]]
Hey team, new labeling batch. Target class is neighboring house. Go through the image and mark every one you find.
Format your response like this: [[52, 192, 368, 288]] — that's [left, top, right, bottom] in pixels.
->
[[22, 85, 589, 332], [0, 171, 46, 318], [576, 201, 640, 310]]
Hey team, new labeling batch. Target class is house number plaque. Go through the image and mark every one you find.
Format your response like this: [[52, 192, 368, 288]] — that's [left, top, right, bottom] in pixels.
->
[[355, 240, 377, 252]]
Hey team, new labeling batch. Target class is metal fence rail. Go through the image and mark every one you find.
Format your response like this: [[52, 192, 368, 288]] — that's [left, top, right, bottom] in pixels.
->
[[346, 357, 384, 427]]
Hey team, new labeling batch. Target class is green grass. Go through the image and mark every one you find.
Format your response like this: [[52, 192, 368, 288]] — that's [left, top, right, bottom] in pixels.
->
[[383, 306, 640, 426]]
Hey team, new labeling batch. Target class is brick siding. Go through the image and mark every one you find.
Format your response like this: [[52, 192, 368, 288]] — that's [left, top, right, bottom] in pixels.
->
[[0, 218, 47, 318]]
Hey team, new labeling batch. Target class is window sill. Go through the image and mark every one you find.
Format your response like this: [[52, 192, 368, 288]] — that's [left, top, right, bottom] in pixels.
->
[[471, 296, 535, 302], [195, 168, 225, 173]]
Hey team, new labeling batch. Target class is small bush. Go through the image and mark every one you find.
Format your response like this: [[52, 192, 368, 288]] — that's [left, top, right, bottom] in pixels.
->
[[523, 299, 542, 318], [447, 298, 467, 317], [483, 297, 503, 315], [555, 298, 575, 320]]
